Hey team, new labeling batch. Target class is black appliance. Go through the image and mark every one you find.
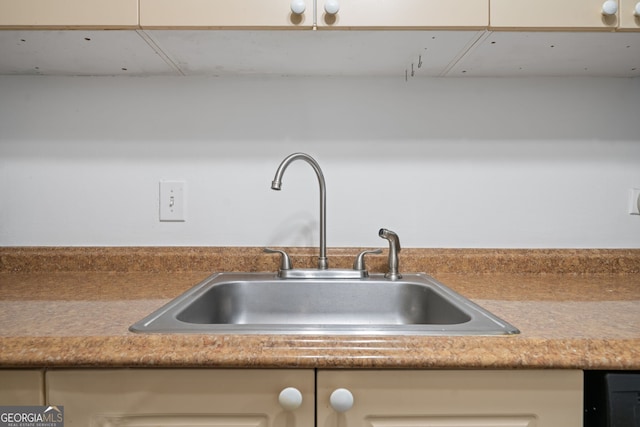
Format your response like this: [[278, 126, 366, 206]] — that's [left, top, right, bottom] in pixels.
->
[[584, 371, 640, 426]]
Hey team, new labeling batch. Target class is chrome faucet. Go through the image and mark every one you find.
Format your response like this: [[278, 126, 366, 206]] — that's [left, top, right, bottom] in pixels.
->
[[271, 153, 328, 270], [268, 153, 385, 280], [379, 228, 402, 280]]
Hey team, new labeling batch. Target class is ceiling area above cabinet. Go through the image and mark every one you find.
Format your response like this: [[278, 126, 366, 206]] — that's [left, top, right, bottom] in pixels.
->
[[0, 30, 174, 75], [144, 30, 481, 77], [0, 30, 639, 77]]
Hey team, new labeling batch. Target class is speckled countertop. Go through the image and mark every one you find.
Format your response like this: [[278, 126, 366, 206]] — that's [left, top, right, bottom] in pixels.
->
[[0, 247, 639, 370]]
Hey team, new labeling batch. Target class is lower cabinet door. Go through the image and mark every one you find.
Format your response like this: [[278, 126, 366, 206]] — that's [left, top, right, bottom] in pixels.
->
[[317, 370, 583, 427], [46, 369, 314, 427], [0, 370, 44, 405]]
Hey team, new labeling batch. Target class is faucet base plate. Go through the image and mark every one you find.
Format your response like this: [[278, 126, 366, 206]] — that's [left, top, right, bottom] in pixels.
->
[[278, 269, 368, 279]]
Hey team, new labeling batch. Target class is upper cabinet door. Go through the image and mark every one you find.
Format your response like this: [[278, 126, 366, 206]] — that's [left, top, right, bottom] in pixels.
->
[[316, 0, 488, 29], [0, 0, 138, 28], [490, 0, 619, 29], [140, 0, 313, 29], [619, 0, 640, 29]]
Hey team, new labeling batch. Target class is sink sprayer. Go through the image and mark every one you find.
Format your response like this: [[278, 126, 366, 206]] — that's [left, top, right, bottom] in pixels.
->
[[379, 228, 402, 280]]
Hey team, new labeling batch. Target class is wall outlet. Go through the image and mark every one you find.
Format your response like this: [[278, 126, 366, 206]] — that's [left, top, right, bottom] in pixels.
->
[[159, 181, 186, 222], [629, 188, 640, 215]]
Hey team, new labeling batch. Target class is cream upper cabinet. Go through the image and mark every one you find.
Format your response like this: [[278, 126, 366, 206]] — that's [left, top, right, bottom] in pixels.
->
[[317, 370, 583, 427], [0, 370, 44, 405], [490, 0, 620, 29], [316, 0, 488, 29], [140, 0, 486, 29], [46, 369, 315, 427], [0, 0, 138, 28], [0, 0, 635, 30], [140, 0, 313, 29], [619, 0, 640, 29]]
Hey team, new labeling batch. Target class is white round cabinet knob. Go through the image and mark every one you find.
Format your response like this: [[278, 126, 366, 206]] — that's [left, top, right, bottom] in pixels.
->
[[329, 388, 354, 413], [278, 387, 303, 411], [602, 0, 618, 15], [634, 1, 640, 15], [290, 0, 306, 14], [324, 0, 340, 15]]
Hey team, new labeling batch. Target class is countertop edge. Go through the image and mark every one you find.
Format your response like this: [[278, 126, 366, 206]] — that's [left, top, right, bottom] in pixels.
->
[[2, 335, 639, 370]]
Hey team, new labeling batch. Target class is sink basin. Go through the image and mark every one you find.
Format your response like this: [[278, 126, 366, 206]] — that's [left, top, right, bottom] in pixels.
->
[[130, 273, 518, 336]]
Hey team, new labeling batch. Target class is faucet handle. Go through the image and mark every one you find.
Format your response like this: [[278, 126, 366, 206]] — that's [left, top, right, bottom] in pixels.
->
[[353, 249, 383, 271], [264, 248, 293, 271]]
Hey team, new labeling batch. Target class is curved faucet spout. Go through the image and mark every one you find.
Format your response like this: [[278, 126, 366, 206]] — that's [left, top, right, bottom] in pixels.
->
[[271, 153, 328, 270]]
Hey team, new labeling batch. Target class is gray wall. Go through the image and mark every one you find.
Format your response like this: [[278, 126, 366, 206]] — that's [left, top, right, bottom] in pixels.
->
[[1, 75, 639, 248]]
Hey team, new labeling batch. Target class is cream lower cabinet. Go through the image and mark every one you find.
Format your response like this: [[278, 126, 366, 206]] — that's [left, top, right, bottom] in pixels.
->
[[317, 370, 583, 427], [46, 369, 315, 427], [46, 369, 582, 427], [0, 370, 44, 405]]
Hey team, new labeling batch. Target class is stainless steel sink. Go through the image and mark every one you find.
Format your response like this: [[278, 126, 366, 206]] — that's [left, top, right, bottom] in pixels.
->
[[130, 273, 519, 336]]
